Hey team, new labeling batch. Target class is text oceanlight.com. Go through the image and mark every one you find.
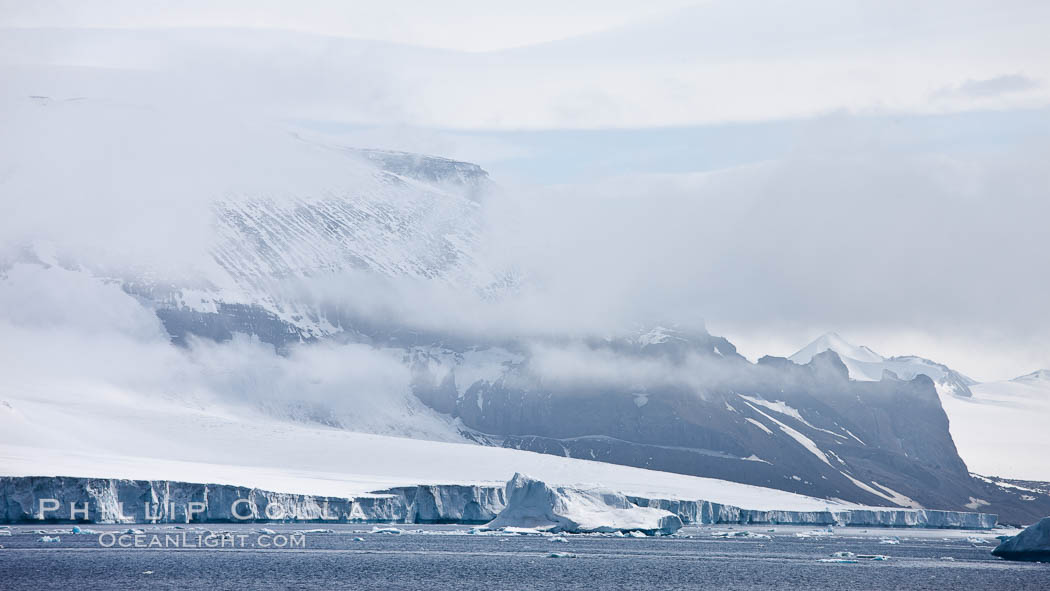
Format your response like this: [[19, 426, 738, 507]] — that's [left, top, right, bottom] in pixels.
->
[[97, 532, 306, 549]]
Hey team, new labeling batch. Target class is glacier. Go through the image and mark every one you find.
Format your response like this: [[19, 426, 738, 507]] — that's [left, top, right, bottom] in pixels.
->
[[0, 475, 996, 529]]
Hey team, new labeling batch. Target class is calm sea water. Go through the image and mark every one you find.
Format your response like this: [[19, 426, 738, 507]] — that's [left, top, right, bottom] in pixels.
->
[[1, 524, 1048, 590]]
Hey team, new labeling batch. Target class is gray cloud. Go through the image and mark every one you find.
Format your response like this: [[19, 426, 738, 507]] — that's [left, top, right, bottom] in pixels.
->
[[936, 74, 1041, 99]]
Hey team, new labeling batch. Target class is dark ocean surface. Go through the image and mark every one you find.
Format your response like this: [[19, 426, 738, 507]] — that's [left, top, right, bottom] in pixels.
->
[[1, 524, 1047, 590]]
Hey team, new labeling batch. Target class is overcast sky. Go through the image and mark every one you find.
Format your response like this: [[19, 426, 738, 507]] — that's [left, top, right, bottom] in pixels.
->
[[1, 0, 1048, 380]]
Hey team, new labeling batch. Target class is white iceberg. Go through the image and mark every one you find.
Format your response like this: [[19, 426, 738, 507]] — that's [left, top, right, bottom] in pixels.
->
[[484, 474, 682, 535]]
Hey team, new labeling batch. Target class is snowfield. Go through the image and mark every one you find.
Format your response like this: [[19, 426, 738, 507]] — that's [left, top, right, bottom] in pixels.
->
[[941, 372, 1050, 481], [0, 388, 852, 512]]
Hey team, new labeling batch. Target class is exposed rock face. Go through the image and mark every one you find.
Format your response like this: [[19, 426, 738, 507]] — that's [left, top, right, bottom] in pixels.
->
[[992, 517, 1050, 561], [0, 475, 997, 529], [412, 329, 1050, 525], [484, 474, 683, 535]]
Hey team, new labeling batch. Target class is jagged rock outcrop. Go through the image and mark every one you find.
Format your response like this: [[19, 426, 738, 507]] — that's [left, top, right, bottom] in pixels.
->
[[992, 517, 1050, 561], [411, 327, 1050, 525]]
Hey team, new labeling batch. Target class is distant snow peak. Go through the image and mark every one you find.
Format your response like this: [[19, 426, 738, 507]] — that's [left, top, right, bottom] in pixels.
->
[[1012, 369, 1050, 384], [789, 332, 883, 365], [788, 332, 974, 397]]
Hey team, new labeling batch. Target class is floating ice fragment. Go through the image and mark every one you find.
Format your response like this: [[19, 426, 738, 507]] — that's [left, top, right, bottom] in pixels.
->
[[627, 531, 647, 538], [501, 527, 546, 536], [878, 537, 900, 545], [550, 536, 569, 543], [370, 527, 403, 535], [547, 552, 577, 558], [819, 558, 858, 564], [39, 536, 61, 543], [352, 537, 365, 542], [831, 551, 855, 558], [940, 556, 956, 561], [857, 554, 890, 561], [712, 531, 771, 539], [257, 528, 277, 535]]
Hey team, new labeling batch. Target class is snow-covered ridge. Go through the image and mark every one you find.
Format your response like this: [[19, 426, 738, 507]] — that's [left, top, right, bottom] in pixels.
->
[[788, 332, 975, 397], [1011, 369, 1050, 386], [0, 475, 997, 529]]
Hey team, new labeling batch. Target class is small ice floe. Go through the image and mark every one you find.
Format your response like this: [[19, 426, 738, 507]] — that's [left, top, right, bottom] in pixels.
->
[[878, 537, 900, 545], [142, 571, 154, 575], [370, 527, 403, 535], [712, 531, 770, 539], [295, 529, 334, 534], [967, 537, 990, 545], [940, 556, 956, 561], [257, 528, 277, 535], [39, 536, 61, 543], [501, 527, 546, 536], [627, 531, 647, 538], [831, 551, 855, 558], [795, 530, 834, 539], [0, 527, 12, 536], [125, 528, 144, 535], [856, 554, 890, 561], [547, 552, 577, 559], [819, 558, 858, 564], [352, 537, 365, 542], [549, 536, 569, 543]]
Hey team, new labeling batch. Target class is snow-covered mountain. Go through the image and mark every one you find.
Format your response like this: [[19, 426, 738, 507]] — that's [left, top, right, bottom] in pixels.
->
[[788, 332, 1050, 485], [3, 102, 1047, 523], [789, 332, 976, 397]]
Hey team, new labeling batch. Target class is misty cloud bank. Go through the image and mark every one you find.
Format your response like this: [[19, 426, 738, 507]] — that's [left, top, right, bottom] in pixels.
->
[[0, 2, 1047, 435]]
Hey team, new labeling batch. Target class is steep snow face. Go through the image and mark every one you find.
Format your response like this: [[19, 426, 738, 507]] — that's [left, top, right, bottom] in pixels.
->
[[942, 371, 1050, 481], [788, 332, 974, 397]]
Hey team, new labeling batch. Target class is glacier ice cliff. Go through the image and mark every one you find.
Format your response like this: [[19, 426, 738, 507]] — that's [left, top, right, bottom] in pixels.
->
[[0, 475, 997, 529], [992, 517, 1050, 561]]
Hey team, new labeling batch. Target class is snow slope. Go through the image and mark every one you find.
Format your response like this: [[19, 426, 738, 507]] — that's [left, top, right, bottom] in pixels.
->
[[942, 370, 1050, 481], [0, 387, 856, 513]]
